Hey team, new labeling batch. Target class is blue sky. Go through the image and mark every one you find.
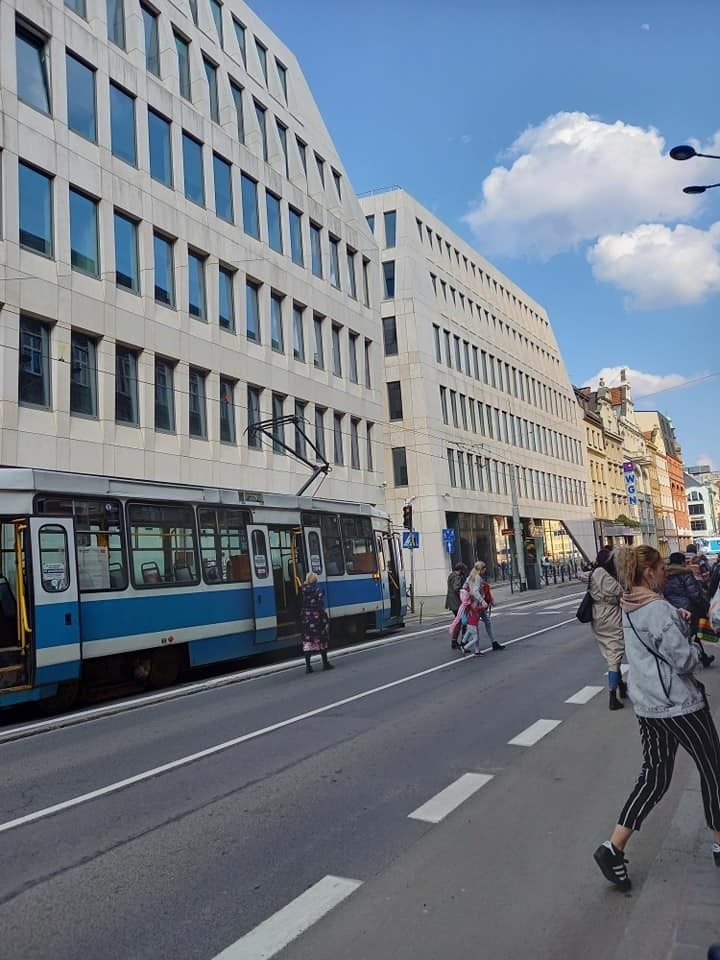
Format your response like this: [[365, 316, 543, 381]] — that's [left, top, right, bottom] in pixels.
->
[[250, 0, 719, 467]]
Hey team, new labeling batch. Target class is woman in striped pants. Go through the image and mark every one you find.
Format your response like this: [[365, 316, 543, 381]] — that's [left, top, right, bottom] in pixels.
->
[[594, 545, 720, 891]]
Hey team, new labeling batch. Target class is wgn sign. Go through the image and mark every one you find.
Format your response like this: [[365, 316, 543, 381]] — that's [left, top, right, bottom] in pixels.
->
[[623, 461, 638, 506]]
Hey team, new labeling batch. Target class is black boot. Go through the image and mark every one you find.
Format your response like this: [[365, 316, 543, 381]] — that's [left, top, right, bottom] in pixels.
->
[[609, 689, 624, 710], [617, 674, 628, 699], [491, 642, 505, 651], [321, 652, 334, 671], [305, 654, 313, 674]]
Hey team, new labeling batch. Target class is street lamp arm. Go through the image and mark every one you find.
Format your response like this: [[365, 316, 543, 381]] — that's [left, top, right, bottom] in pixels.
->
[[670, 144, 720, 161], [683, 182, 720, 195]]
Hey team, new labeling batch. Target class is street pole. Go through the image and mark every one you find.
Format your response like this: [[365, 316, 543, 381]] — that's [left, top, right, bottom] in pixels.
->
[[409, 521, 415, 613], [509, 463, 527, 591]]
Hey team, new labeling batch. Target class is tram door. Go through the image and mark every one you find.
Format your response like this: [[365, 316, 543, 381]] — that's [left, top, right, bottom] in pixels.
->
[[28, 517, 81, 683], [378, 532, 402, 619], [0, 519, 31, 690], [247, 525, 277, 644], [267, 525, 305, 640]]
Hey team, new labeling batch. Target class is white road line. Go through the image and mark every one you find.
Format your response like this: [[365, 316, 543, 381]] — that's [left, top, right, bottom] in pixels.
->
[[408, 773, 494, 823], [0, 616, 577, 834], [508, 718, 562, 747], [565, 685, 604, 705], [212, 875, 361, 960]]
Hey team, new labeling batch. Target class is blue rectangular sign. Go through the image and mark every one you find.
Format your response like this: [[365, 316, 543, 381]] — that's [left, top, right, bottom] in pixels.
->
[[402, 531, 420, 549], [441, 528, 456, 543]]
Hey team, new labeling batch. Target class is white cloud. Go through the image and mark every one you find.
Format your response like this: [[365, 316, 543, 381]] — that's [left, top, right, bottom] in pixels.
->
[[695, 454, 718, 470], [587, 221, 720, 308], [462, 112, 715, 258], [586, 366, 698, 398], [641, 22, 651, 30]]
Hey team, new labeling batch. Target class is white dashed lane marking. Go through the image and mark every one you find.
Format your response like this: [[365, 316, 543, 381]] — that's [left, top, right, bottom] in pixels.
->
[[565, 685, 604, 704], [408, 773, 494, 823], [508, 718, 562, 746]]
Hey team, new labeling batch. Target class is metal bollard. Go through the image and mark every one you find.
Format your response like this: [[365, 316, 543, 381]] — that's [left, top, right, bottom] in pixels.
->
[[418, 600, 424, 625]]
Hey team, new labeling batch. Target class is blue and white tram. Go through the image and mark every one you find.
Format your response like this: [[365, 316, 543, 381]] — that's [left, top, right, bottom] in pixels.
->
[[0, 468, 406, 712]]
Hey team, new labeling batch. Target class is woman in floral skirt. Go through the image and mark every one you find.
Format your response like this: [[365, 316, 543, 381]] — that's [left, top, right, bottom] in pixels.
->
[[300, 572, 333, 673]]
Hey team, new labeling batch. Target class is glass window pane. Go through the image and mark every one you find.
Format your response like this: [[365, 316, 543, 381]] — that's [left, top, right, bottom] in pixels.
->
[[115, 345, 139, 424], [346, 249, 357, 299], [292, 304, 304, 361], [148, 109, 172, 185], [109, 84, 136, 165], [67, 53, 97, 141], [233, 19, 246, 64], [255, 40, 268, 84], [246, 280, 260, 341], [153, 233, 175, 306], [19, 162, 53, 256], [219, 267, 235, 331], [271, 393, 284, 453], [16, 23, 51, 114], [384, 210, 397, 247], [66, 0, 87, 18], [69, 189, 99, 276], [241, 174, 260, 238], [247, 385, 261, 448], [128, 502, 199, 586], [204, 58, 220, 123], [314, 407, 325, 460], [333, 413, 344, 465], [114, 212, 139, 292], [175, 33, 191, 99], [387, 381, 403, 420], [188, 368, 207, 438], [313, 315, 324, 369], [230, 82, 244, 142], [210, 0, 223, 46], [70, 332, 97, 417], [331, 325, 342, 377], [366, 423, 374, 472], [289, 208, 303, 266], [348, 335, 358, 383], [19, 316, 51, 408], [182, 133, 205, 205], [392, 447, 408, 486], [141, 5, 160, 76], [270, 293, 284, 352], [266, 192, 282, 253], [329, 237, 340, 289], [310, 223, 322, 278], [254, 101, 268, 161], [383, 317, 398, 355], [383, 260, 395, 298], [213, 154, 233, 222], [294, 400, 307, 458], [276, 121, 289, 177], [188, 251, 206, 319], [276, 59, 288, 101], [219, 379, 236, 443], [350, 420, 360, 470], [154, 359, 175, 431]]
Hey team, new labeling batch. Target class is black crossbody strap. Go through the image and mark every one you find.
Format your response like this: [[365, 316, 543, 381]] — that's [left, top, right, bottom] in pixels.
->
[[626, 610, 673, 703]]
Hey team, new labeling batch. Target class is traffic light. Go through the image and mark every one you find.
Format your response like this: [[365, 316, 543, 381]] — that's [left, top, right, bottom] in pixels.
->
[[403, 503, 413, 530]]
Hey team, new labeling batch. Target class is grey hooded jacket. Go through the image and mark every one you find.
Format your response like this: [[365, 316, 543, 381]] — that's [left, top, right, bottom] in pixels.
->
[[623, 598, 705, 719]]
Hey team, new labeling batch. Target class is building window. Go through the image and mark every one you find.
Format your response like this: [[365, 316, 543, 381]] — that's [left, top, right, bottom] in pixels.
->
[[141, 5, 160, 77], [314, 407, 326, 460], [366, 423, 374, 472], [113, 211, 139, 292], [148, 109, 172, 186], [289, 207, 304, 266], [387, 381, 403, 420], [366, 214, 375, 233], [348, 333, 359, 384], [292, 304, 305, 361], [362, 257, 371, 307], [440, 386, 448, 424], [432, 324, 441, 362], [331, 324, 342, 377], [213, 153, 233, 222], [332, 169, 342, 201], [294, 400, 307, 458], [204, 57, 220, 123], [188, 368, 207, 438], [210, 0, 223, 46], [153, 232, 175, 307], [241, 173, 260, 239], [69, 188, 99, 277], [384, 210, 397, 248], [188, 0, 198, 25], [296, 138, 308, 175], [272, 393, 285, 453], [247, 385, 262, 448], [276, 121, 289, 177], [219, 377, 236, 443], [70, 332, 98, 418], [392, 447, 408, 487], [310, 222, 323, 278], [19, 316, 51, 408], [66, 53, 97, 142], [383, 261, 395, 298], [175, 32, 191, 99], [115, 345, 139, 424], [346, 248, 358, 299], [182, 133, 205, 205], [110, 83, 136, 164], [266, 191, 283, 253], [255, 39, 268, 83], [107, 0, 126, 46], [19, 162, 53, 257], [447, 449, 457, 487], [364, 339, 372, 388], [450, 391, 458, 427], [188, 250, 207, 320], [315, 153, 325, 187], [383, 317, 398, 355], [233, 17, 246, 63], [254, 101, 268, 161], [228, 81, 245, 143], [276, 59, 288, 101], [350, 419, 360, 470], [444, 331, 452, 367], [458, 452, 467, 488], [66, 0, 87, 18], [16, 21, 51, 115], [270, 292, 284, 352], [154, 358, 175, 432], [313, 314, 324, 369], [219, 266, 235, 331], [329, 236, 341, 289], [246, 279, 260, 342], [333, 413, 344, 465], [454, 336, 462, 371]]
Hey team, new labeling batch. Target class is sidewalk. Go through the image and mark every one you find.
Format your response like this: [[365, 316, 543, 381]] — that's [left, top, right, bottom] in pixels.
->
[[406, 576, 585, 623]]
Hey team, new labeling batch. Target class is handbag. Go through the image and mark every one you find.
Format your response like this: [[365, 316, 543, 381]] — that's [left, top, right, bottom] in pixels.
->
[[576, 580, 593, 624]]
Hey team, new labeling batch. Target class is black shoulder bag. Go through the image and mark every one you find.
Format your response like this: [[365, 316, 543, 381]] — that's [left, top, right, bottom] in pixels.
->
[[576, 575, 593, 624]]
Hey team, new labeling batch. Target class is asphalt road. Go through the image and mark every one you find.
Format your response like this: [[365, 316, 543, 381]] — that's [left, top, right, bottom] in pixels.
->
[[0, 585, 704, 960]]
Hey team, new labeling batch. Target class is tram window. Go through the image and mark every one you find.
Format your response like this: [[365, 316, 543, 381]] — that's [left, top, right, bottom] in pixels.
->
[[307, 530, 323, 576], [38, 525, 70, 593], [319, 515, 344, 577], [251, 529, 269, 579], [340, 516, 377, 575], [35, 496, 127, 591], [198, 507, 251, 583], [127, 502, 199, 587]]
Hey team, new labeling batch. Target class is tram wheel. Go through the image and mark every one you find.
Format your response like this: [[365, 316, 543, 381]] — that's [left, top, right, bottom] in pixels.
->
[[146, 647, 182, 689], [37, 680, 80, 715]]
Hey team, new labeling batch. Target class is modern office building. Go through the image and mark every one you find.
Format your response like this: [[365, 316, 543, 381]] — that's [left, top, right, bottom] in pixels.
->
[[359, 189, 594, 594], [1, 0, 382, 502], [685, 471, 718, 539]]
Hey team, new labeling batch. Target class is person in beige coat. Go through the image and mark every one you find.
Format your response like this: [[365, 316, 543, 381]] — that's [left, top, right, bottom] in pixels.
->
[[589, 549, 628, 711]]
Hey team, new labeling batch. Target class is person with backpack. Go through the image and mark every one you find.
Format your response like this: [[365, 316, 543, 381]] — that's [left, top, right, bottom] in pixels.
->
[[593, 545, 720, 892], [665, 552, 714, 668], [588, 548, 627, 711]]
